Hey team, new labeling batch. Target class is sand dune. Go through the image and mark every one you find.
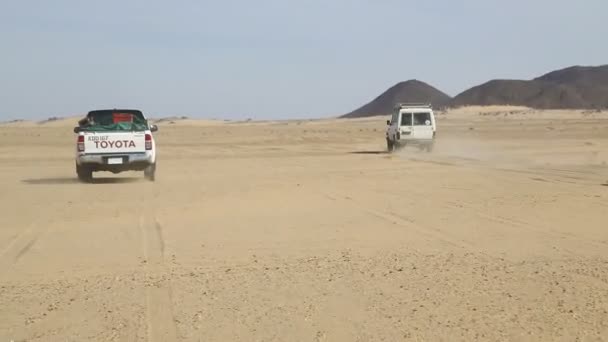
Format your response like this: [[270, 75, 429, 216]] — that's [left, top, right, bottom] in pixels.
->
[[1, 109, 607, 341]]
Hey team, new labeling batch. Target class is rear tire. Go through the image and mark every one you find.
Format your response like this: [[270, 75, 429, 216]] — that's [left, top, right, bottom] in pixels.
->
[[76, 164, 92, 183], [144, 163, 156, 182]]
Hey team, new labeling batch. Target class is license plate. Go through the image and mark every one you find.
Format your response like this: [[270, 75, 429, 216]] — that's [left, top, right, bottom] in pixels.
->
[[108, 157, 123, 165]]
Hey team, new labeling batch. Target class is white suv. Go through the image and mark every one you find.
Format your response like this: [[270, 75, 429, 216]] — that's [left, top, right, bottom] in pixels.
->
[[386, 103, 436, 152]]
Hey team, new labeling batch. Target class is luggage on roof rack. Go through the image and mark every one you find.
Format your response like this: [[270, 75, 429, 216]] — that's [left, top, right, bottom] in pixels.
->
[[395, 103, 432, 109]]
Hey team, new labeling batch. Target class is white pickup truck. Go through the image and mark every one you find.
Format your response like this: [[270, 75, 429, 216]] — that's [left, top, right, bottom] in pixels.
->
[[74, 109, 158, 182], [386, 103, 436, 152]]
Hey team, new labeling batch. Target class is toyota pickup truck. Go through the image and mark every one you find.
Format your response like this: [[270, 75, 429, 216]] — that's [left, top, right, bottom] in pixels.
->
[[73, 109, 158, 182]]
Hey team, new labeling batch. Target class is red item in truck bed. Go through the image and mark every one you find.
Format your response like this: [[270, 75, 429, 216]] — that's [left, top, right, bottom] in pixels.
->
[[113, 113, 134, 123]]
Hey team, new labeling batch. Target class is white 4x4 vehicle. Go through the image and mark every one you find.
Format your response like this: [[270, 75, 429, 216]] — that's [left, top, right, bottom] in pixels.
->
[[386, 103, 436, 152], [74, 109, 158, 182]]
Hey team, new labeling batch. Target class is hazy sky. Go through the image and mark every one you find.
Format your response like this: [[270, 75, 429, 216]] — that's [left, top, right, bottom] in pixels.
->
[[1, 0, 606, 120]]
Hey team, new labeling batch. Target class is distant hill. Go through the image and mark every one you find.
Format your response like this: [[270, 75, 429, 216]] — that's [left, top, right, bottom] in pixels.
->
[[450, 65, 608, 109], [342, 80, 452, 118], [535, 65, 608, 86], [342, 65, 608, 118], [448, 79, 588, 109]]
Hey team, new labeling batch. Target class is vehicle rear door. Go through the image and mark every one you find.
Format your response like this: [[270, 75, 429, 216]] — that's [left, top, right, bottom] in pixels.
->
[[399, 112, 413, 138], [411, 112, 434, 140]]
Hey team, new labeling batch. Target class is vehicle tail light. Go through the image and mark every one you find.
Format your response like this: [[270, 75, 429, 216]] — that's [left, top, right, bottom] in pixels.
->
[[77, 135, 85, 152], [145, 134, 152, 150]]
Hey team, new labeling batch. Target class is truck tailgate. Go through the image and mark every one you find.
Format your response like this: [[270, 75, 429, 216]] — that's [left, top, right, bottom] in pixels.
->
[[83, 132, 146, 154]]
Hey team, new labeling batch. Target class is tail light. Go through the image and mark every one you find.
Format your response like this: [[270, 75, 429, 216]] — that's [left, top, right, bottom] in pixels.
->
[[77, 135, 85, 152], [145, 134, 152, 150]]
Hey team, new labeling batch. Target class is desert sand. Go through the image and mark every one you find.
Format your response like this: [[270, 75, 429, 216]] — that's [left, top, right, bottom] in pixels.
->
[[1, 108, 608, 341]]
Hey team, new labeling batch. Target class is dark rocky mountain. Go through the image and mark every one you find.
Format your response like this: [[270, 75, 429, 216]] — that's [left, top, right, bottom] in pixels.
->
[[448, 79, 588, 109], [342, 80, 452, 118], [342, 65, 608, 118], [450, 65, 608, 109]]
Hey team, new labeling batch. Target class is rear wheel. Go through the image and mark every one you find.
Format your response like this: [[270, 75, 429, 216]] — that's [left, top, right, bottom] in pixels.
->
[[144, 163, 156, 182], [76, 164, 92, 183]]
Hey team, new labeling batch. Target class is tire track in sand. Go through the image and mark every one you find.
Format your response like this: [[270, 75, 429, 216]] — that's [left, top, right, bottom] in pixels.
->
[[321, 190, 476, 251], [139, 203, 178, 341], [0, 219, 49, 274]]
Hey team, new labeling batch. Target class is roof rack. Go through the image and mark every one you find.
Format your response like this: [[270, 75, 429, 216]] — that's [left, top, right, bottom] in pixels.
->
[[395, 103, 432, 109]]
